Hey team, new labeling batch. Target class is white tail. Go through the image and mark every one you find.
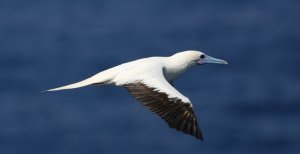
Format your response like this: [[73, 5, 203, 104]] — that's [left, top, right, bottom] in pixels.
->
[[44, 67, 119, 92], [45, 78, 98, 92]]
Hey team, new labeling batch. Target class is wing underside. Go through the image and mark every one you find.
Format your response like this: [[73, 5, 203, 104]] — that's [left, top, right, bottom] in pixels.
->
[[125, 82, 203, 140]]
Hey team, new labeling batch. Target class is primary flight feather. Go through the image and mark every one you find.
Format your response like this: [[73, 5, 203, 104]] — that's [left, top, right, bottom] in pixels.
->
[[46, 50, 228, 141]]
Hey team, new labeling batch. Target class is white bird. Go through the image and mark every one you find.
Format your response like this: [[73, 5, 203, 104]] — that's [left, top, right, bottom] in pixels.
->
[[46, 50, 228, 141]]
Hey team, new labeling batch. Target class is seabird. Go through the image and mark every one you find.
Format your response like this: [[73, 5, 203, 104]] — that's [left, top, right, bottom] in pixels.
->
[[46, 50, 228, 141]]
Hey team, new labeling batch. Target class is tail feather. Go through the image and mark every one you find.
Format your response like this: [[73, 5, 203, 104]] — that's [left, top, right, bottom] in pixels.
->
[[45, 78, 97, 92], [45, 67, 118, 92]]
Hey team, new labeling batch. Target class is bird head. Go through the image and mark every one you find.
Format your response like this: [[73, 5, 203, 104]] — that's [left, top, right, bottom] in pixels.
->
[[171, 50, 228, 68]]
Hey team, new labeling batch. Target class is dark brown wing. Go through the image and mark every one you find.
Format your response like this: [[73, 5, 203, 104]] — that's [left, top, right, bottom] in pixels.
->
[[125, 82, 203, 140]]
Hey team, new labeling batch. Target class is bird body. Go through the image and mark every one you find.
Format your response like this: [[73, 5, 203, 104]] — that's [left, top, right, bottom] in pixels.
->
[[46, 50, 227, 140]]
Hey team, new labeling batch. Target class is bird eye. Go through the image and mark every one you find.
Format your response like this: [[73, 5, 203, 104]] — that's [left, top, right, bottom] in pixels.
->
[[200, 54, 206, 59]]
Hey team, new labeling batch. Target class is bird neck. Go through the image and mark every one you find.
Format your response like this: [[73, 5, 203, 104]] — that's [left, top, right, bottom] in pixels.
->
[[163, 56, 193, 82]]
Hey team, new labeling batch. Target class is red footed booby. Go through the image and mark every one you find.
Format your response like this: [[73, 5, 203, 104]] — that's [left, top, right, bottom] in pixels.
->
[[46, 50, 228, 141]]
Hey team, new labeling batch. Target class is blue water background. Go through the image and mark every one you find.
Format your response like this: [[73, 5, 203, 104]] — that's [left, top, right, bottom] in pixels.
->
[[0, 0, 300, 153]]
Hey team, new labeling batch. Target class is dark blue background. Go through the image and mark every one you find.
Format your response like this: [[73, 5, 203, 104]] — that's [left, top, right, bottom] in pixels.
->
[[1, 0, 299, 153]]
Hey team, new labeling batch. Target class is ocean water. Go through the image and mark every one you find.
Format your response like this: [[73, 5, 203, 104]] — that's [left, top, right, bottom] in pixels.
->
[[0, 0, 300, 153]]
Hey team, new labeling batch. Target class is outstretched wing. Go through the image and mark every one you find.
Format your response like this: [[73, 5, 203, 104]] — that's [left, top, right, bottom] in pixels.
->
[[124, 80, 203, 140]]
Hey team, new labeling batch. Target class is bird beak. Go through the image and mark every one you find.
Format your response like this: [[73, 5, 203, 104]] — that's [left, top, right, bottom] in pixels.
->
[[198, 55, 228, 65]]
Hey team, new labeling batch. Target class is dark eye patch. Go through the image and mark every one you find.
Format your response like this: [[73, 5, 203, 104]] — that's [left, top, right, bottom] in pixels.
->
[[200, 54, 205, 59]]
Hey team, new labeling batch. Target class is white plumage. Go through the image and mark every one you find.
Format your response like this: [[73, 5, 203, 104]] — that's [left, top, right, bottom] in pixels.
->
[[46, 50, 227, 140]]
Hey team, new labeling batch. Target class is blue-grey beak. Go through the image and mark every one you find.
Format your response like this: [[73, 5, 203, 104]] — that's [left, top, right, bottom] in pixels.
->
[[197, 55, 228, 65]]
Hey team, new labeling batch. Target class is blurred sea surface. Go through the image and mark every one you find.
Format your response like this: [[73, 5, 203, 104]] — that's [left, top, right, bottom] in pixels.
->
[[0, 0, 299, 154]]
